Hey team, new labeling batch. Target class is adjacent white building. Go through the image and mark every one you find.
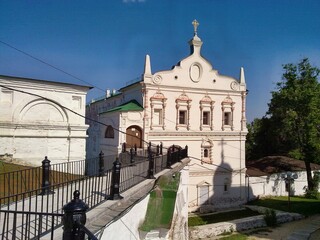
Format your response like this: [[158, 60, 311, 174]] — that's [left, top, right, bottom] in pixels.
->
[[0, 75, 92, 166], [246, 156, 320, 200], [86, 20, 248, 211]]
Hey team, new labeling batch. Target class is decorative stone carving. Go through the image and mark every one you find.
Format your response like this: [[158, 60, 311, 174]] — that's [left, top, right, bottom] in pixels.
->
[[190, 63, 202, 82], [230, 81, 239, 91], [153, 75, 162, 84]]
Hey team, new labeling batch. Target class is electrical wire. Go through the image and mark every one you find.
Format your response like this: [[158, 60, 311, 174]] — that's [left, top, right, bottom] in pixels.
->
[[0, 83, 245, 171], [0, 39, 246, 153], [119, 88, 247, 152], [0, 40, 106, 93]]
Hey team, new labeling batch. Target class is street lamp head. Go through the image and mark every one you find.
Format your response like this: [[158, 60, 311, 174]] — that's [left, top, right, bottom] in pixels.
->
[[281, 171, 298, 180]]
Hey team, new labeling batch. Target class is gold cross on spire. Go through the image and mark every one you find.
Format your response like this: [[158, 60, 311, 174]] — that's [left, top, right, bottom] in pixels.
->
[[192, 19, 199, 35]]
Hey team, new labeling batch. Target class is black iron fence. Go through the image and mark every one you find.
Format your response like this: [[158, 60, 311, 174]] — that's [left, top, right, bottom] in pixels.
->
[[0, 143, 188, 239], [0, 158, 87, 201]]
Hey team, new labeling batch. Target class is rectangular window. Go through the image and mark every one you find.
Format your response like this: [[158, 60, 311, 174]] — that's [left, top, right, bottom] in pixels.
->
[[224, 112, 231, 125], [203, 111, 210, 125], [179, 110, 187, 124], [154, 109, 163, 125], [199, 185, 209, 205]]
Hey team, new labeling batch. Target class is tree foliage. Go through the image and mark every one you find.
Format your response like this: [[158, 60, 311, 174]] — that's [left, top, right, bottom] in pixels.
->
[[246, 58, 320, 190]]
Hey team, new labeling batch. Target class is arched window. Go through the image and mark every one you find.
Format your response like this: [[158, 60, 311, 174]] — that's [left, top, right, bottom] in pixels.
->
[[105, 126, 114, 138]]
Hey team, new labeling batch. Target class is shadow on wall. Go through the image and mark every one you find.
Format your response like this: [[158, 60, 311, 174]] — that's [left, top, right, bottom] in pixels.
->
[[194, 161, 254, 213]]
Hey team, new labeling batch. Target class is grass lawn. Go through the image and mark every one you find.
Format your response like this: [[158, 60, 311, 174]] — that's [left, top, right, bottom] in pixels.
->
[[219, 233, 248, 240], [140, 173, 180, 231], [188, 209, 261, 227], [0, 160, 83, 203], [248, 196, 320, 216]]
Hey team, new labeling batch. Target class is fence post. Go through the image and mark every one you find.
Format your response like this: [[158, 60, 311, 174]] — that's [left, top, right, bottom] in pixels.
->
[[99, 151, 105, 176], [185, 145, 188, 157], [148, 154, 155, 179], [134, 144, 137, 155], [148, 142, 152, 158], [166, 149, 172, 169], [63, 190, 89, 240], [122, 142, 126, 153], [108, 158, 123, 200], [156, 144, 160, 156], [160, 142, 163, 155], [130, 147, 135, 165], [40, 156, 54, 195]]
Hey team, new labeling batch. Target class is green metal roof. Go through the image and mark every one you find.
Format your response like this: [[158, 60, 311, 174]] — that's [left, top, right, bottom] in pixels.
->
[[103, 100, 143, 114]]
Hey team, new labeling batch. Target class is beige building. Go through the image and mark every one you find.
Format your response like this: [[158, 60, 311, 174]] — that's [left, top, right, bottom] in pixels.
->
[[0, 75, 92, 166], [86, 20, 248, 211]]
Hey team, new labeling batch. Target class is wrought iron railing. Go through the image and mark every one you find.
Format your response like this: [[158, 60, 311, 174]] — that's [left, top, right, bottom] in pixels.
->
[[0, 143, 188, 239]]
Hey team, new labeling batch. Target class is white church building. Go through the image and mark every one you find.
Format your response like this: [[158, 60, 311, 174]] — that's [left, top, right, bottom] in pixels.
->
[[86, 20, 248, 211], [0, 75, 92, 166]]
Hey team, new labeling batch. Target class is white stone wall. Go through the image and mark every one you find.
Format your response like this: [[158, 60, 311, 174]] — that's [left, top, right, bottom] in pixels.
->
[[171, 166, 189, 240], [0, 76, 90, 166], [99, 194, 150, 240], [247, 171, 318, 200]]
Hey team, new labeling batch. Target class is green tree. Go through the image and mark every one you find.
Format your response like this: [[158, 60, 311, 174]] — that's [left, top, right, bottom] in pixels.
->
[[246, 117, 281, 160], [267, 58, 320, 190]]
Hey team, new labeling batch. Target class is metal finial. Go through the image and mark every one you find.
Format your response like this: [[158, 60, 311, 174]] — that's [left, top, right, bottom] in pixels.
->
[[192, 19, 199, 35]]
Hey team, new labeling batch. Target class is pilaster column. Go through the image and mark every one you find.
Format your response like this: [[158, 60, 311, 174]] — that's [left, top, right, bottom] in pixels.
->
[[221, 106, 225, 131], [200, 106, 203, 130], [162, 101, 166, 130], [241, 91, 247, 131], [187, 102, 191, 130], [231, 105, 235, 131], [150, 103, 154, 130], [175, 104, 179, 130], [210, 103, 214, 130]]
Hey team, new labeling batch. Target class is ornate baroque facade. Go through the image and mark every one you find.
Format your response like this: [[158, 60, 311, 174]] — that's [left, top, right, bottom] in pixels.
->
[[86, 20, 248, 211]]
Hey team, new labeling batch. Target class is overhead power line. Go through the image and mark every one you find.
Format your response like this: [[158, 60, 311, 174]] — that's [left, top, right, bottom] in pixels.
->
[[0, 84, 245, 171], [0, 40, 106, 92]]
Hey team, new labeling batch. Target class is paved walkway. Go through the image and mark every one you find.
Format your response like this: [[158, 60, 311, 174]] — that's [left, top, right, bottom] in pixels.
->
[[287, 215, 320, 240]]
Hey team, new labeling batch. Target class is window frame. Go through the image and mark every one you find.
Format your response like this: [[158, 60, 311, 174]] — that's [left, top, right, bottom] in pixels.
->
[[175, 92, 192, 130], [199, 95, 214, 131], [221, 97, 235, 131], [150, 91, 167, 130]]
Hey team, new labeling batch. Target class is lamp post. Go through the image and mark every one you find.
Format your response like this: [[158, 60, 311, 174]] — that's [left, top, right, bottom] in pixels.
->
[[281, 171, 298, 209]]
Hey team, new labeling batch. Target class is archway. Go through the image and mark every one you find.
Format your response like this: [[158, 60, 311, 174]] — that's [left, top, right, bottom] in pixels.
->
[[126, 125, 142, 148]]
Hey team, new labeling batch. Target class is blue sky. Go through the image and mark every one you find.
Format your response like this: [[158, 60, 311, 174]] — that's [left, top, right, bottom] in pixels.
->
[[1, 0, 319, 122]]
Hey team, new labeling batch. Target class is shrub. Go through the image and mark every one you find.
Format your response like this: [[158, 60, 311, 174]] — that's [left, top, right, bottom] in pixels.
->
[[264, 209, 277, 227], [304, 171, 320, 199]]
